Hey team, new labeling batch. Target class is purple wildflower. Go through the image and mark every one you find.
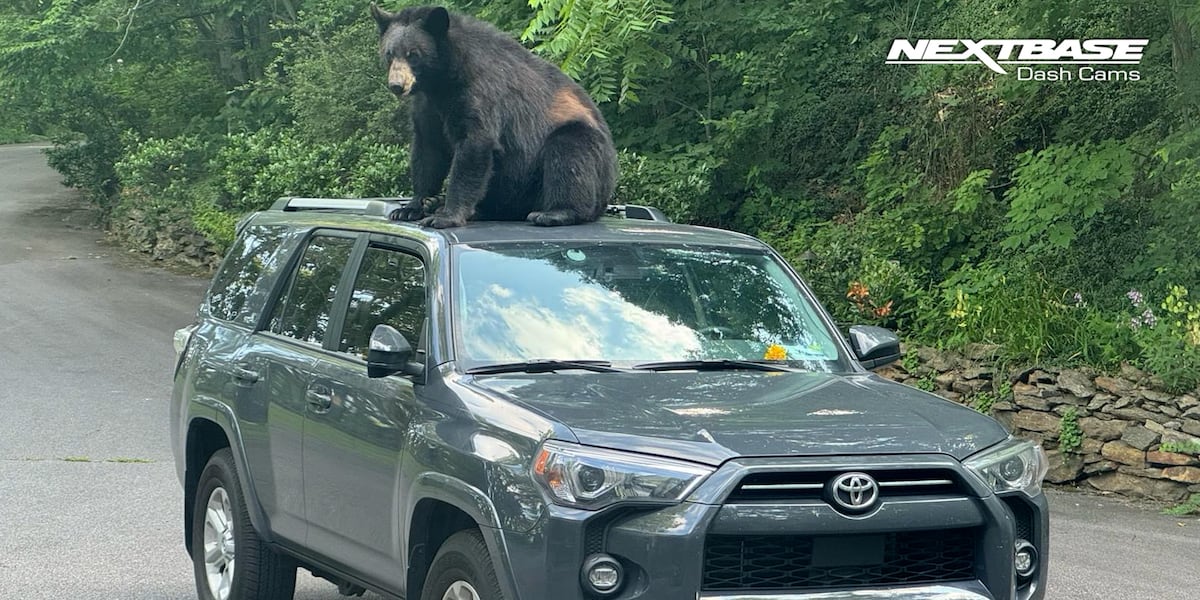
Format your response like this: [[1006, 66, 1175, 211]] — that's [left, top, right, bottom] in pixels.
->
[[1141, 308, 1157, 328], [1130, 316, 1142, 330], [1127, 289, 1144, 307], [1072, 292, 1084, 305]]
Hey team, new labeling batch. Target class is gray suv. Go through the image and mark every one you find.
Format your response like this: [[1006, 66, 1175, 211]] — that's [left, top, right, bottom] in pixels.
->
[[170, 198, 1049, 600]]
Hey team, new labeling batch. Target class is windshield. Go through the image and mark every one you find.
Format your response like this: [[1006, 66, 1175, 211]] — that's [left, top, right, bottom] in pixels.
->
[[451, 242, 851, 372]]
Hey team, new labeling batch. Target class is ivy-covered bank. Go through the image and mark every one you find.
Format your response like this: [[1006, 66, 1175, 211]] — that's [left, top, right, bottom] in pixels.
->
[[880, 346, 1200, 513]]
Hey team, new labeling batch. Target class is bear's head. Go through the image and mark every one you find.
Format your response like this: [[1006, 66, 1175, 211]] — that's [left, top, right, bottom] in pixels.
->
[[370, 4, 451, 97]]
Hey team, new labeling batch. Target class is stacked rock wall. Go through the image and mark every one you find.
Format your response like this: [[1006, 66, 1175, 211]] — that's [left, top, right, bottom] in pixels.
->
[[878, 345, 1200, 503]]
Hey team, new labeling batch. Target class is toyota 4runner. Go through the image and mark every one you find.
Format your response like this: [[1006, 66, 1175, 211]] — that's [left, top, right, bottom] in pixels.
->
[[170, 197, 1049, 600]]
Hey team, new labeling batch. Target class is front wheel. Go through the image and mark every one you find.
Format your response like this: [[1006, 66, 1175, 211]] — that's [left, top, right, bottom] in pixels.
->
[[192, 448, 296, 600], [420, 530, 505, 600]]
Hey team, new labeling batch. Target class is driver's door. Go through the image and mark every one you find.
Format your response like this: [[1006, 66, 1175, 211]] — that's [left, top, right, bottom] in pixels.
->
[[302, 241, 427, 589]]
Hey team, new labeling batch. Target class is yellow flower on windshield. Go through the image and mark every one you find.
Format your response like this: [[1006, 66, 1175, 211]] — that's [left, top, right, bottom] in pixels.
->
[[764, 344, 788, 361]]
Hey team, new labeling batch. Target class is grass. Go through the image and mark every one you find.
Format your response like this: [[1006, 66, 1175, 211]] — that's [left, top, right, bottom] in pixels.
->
[[1160, 440, 1200, 455], [1164, 494, 1200, 516]]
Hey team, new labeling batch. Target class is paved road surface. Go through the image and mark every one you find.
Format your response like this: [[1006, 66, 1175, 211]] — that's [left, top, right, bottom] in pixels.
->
[[0, 143, 1196, 598]]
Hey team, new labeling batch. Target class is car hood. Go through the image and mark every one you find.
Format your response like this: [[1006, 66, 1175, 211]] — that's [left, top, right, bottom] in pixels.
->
[[464, 371, 1008, 466]]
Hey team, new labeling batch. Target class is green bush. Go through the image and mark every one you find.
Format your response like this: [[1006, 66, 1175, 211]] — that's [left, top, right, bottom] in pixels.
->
[[1128, 286, 1200, 393], [913, 261, 1137, 366], [115, 129, 411, 255]]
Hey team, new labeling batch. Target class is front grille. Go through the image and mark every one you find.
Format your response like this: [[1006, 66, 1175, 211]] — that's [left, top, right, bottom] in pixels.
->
[[726, 469, 964, 503], [702, 529, 977, 591]]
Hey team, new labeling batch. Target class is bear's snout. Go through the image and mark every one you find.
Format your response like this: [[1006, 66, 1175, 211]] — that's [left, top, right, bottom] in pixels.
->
[[388, 59, 415, 96]]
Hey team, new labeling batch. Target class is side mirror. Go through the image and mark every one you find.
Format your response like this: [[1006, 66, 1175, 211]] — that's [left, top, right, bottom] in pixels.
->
[[848, 325, 901, 370], [367, 324, 423, 378]]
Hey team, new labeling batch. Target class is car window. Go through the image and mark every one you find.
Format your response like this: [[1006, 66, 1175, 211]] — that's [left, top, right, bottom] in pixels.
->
[[269, 235, 356, 345], [338, 246, 426, 358], [205, 224, 290, 326]]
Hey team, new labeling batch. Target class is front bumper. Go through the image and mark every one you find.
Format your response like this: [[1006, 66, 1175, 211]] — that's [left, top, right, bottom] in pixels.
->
[[496, 454, 1048, 600], [699, 581, 993, 599]]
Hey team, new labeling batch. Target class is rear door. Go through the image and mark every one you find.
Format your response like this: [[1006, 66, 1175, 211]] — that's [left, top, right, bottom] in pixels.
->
[[183, 222, 313, 542], [301, 237, 428, 588], [245, 230, 361, 542]]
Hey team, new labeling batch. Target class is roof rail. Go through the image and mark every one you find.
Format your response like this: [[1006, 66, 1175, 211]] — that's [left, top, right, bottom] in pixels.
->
[[605, 204, 671, 222], [269, 196, 670, 223], [269, 196, 412, 219]]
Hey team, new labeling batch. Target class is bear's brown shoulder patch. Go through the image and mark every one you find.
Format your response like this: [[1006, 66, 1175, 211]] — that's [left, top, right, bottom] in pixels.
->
[[548, 87, 597, 128]]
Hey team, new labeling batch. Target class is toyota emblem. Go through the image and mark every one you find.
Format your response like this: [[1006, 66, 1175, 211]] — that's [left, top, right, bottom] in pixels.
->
[[829, 472, 880, 513]]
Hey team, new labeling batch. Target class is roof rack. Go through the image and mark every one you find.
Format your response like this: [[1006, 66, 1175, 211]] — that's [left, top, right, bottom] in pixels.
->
[[269, 197, 670, 223], [269, 197, 413, 219], [603, 204, 671, 222]]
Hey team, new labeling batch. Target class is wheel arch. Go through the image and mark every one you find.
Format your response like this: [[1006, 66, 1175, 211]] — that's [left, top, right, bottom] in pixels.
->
[[184, 410, 274, 556], [405, 475, 520, 600]]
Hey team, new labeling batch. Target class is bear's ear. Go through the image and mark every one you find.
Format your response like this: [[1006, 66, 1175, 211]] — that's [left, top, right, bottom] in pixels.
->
[[370, 3, 394, 35], [422, 6, 450, 38]]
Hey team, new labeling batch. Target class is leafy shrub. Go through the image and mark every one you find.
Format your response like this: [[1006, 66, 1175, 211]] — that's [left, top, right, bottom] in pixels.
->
[[115, 128, 412, 254], [616, 149, 714, 224], [213, 129, 411, 213], [915, 261, 1136, 366], [1001, 140, 1134, 253], [1128, 286, 1200, 393], [44, 132, 123, 213]]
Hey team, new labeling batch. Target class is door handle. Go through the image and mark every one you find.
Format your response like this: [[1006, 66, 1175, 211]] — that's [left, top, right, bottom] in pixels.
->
[[306, 385, 333, 412], [232, 366, 260, 384]]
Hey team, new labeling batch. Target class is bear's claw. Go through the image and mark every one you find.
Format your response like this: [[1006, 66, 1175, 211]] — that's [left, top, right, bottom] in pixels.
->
[[418, 214, 466, 228]]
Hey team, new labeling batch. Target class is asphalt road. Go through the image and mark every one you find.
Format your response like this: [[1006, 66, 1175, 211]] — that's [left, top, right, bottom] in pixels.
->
[[0, 143, 1196, 598]]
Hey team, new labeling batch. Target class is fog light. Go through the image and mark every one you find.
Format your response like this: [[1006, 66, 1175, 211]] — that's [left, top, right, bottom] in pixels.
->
[[581, 554, 623, 596], [1014, 539, 1038, 579]]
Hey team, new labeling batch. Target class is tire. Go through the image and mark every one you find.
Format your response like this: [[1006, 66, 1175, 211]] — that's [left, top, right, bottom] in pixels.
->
[[192, 448, 297, 600], [420, 529, 505, 600]]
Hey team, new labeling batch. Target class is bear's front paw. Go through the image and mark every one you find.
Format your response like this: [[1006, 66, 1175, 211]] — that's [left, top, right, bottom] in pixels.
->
[[418, 214, 467, 229], [393, 202, 426, 221]]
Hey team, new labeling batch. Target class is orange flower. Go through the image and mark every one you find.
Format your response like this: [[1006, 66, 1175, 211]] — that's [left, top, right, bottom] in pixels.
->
[[763, 344, 788, 361], [874, 300, 894, 318], [847, 281, 870, 301]]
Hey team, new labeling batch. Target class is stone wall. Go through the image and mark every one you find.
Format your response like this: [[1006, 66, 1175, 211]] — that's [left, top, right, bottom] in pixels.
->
[[110, 207, 222, 272], [877, 346, 1200, 503]]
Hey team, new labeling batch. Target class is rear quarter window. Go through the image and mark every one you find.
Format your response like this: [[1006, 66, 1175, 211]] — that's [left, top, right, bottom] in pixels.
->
[[205, 224, 291, 326]]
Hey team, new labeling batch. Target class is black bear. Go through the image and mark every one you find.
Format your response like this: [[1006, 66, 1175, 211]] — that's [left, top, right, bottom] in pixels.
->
[[370, 4, 618, 228]]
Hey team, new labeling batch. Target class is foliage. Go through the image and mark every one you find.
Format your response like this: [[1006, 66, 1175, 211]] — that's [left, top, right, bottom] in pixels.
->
[[1128, 285, 1200, 393], [917, 262, 1137, 366], [969, 391, 998, 416], [1058, 408, 1083, 454], [1160, 439, 1200, 455], [1001, 141, 1135, 253], [912, 374, 937, 393], [1164, 494, 1200, 516], [900, 346, 921, 374], [522, 0, 673, 105]]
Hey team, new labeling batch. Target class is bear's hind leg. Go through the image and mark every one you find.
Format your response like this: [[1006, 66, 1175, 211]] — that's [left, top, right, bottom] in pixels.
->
[[528, 123, 616, 227]]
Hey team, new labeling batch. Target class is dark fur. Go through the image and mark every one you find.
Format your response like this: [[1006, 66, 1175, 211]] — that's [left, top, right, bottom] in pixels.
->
[[371, 5, 618, 228]]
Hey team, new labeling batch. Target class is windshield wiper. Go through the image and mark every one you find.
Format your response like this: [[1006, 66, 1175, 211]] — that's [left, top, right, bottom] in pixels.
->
[[631, 359, 797, 373], [466, 359, 628, 375]]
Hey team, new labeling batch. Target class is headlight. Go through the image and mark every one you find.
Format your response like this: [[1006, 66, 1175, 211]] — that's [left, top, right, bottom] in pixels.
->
[[964, 438, 1049, 496], [532, 441, 713, 510]]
